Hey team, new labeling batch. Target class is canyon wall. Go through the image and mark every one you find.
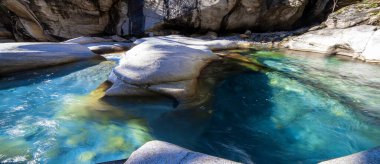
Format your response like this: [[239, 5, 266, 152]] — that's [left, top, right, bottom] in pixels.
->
[[0, 0, 336, 41]]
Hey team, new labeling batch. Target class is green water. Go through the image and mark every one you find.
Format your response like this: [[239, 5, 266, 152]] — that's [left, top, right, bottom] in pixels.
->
[[0, 51, 379, 163]]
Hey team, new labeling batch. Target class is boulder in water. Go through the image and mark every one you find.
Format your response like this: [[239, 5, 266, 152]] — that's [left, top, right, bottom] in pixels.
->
[[105, 35, 248, 103], [105, 36, 219, 102], [0, 43, 97, 75]]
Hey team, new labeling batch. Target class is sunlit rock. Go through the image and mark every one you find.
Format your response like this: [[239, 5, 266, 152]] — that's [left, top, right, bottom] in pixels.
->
[[106, 36, 222, 102], [285, 25, 380, 62], [325, 3, 380, 29], [84, 42, 134, 54], [105, 35, 255, 103], [64, 36, 113, 45], [126, 140, 240, 164], [0, 43, 98, 75]]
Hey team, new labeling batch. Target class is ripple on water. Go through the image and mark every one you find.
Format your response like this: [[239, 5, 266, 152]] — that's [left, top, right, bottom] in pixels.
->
[[1, 52, 380, 164]]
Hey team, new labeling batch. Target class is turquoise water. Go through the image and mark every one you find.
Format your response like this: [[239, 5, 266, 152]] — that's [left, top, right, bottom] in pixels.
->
[[0, 51, 380, 163], [0, 59, 162, 163]]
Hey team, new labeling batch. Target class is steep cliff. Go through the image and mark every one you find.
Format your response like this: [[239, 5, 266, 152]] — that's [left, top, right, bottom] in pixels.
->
[[0, 0, 342, 41]]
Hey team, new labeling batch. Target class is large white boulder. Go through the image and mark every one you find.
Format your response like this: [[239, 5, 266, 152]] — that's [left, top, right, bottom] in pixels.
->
[[0, 43, 97, 75], [285, 25, 380, 62], [106, 36, 221, 102], [105, 35, 247, 102]]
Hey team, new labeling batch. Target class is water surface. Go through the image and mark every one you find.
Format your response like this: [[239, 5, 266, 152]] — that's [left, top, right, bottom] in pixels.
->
[[0, 51, 380, 163]]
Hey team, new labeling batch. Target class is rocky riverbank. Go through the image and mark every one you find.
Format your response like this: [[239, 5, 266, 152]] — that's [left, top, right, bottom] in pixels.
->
[[0, 0, 380, 164]]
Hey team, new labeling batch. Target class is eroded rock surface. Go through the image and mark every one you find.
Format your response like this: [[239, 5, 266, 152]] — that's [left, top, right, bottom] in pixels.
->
[[0, 43, 97, 75], [325, 3, 380, 29], [285, 25, 380, 62], [0, 0, 118, 41], [144, 0, 331, 32], [105, 35, 248, 103], [126, 140, 241, 164], [0, 0, 334, 41]]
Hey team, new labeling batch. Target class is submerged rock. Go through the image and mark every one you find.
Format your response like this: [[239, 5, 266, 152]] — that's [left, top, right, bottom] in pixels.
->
[[285, 25, 380, 62], [126, 140, 240, 164], [105, 35, 249, 103], [0, 43, 97, 75]]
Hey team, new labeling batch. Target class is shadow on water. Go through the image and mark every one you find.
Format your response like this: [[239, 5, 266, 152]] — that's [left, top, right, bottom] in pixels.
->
[[99, 60, 258, 149], [102, 58, 274, 164], [0, 59, 105, 90], [90, 59, 274, 164], [190, 72, 274, 164], [2, 49, 380, 163]]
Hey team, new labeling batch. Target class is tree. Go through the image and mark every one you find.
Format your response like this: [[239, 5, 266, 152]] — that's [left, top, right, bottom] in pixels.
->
[[332, 0, 339, 12]]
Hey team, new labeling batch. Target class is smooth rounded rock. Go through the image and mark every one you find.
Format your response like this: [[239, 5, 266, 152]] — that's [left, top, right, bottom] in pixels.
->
[[84, 42, 134, 54], [285, 25, 380, 62], [126, 140, 241, 164], [0, 43, 97, 75], [106, 36, 245, 102], [63, 36, 113, 45]]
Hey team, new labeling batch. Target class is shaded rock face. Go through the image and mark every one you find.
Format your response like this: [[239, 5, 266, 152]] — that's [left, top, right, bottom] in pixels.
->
[[0, 22, 14, 43], [145, 0, 331, 32], [28, 0, 117, 39], [0, 0, 334, 41], [0, 0, 118, 41]]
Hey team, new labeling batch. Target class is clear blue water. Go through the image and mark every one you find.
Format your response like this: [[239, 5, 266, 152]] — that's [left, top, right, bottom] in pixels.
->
[[0, 51, 380, 163]]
